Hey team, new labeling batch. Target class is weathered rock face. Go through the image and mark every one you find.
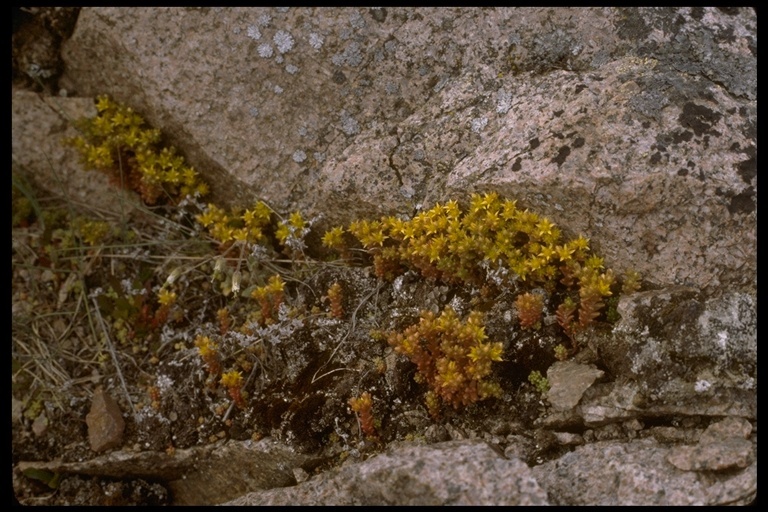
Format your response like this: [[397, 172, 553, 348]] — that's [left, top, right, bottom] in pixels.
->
[[531, 434, 756, 505], [225, 440, 550, 506], [605, 288, 756, 399], [539, 289, 756, 431], [55, 7, 755, 294]]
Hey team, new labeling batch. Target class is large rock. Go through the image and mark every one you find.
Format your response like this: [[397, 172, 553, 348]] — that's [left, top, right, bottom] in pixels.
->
[[54, 7, 755, 294], [531, 436, 756, 505], [225, 440, 549, 505], [540, 288, 756, 429], [601, 288, 756, 403]]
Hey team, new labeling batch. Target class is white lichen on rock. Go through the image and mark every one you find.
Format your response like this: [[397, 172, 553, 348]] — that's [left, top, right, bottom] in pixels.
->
[[258, 43, 274, 58], [246, 25, 261, 41], [471, 117, 488, 133], [496, 89, 513, 114], [308, 32, 324, 50], [332, 42, 363, 67], [273, 30, 295, 54], [340, 111, 360, 135]]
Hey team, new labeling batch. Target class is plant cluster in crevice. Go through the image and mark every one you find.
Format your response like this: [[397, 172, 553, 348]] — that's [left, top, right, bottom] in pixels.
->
[[14, 96, 647, 492]]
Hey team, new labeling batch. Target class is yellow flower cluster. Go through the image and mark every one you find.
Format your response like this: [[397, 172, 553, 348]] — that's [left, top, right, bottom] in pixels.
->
[[387, 307, 503, 416], [194, 335, 221, 378], [349, 391, 377, 439], [68, 96, 209, 204], [275, 211, 311, 257], [71, 217, 112, 246], [321, 226, 346, 250], [196, 201, 272, 246], [329, 192, 621, 337], [275, 211, 307, 245], [220, 370, 246, 409], [157, 288, 177, 307], [220, 369, 243, 389], [328, 192, 599, 289], [251, 274, 286, 325]]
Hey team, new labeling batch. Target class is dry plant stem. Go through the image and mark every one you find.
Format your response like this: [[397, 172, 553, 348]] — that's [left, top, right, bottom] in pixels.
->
[[353, 412, 363, 442], [15, 330, 69, 393], [312, 281, 382, 383], [90, 296, 137, 417]]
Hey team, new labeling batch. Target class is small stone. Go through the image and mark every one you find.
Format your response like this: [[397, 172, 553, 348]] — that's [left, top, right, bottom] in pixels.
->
[[699, 417, 752, 444], [293, 467, 309, 483], [546, 361, 604, 411], [666, 416, 754, 472], [32, 413, 49, 437], [553, 431, 584, 446], [667, 437, 753, 471], [424, 424, 450, 443], [86, 387, 125, 453]]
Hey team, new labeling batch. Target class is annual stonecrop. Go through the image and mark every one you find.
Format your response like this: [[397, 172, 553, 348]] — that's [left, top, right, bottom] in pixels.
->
[[327, 192, 621, 337], [387, 306, 503, 417], [195, 201, 273, 247], [68, 95, 209, 205]]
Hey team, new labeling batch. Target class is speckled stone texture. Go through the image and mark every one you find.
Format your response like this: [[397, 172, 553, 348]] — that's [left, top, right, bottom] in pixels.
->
[[57, 7, 755, 294]]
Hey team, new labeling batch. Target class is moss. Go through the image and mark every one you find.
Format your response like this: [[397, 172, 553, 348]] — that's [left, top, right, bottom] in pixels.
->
[[527, 370, 550, 396]]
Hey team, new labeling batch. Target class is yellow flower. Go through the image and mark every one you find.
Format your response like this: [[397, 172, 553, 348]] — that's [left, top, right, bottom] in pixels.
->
[[538, 244, 556, 262], [194, 182, 210, 197], [571, 235, 590, 252], [220, 370, 243, 389], [468, 342, 503, 363], [164, 168, 181, 185], [536, 218, 555, 239], [111, 111, 128, 127], [197, 204, 222, 227], [96, 95, 112, 113], [195, 336, 217, 358], [322, 226, 346, 248], [289, 211, 306, 230], [267, 274, 285, 294], [158, 288, 177, 306], [275, 223, 291, 244], [182, 167, 198, 186], [555, 244, 575, 262], [484, 209, 500, 229], [232, 228, 250, 242], [443, 200, 461, 219], [400, 223, 416, 240], [500, 199, 518, 220], [585, 255, 604, 271]]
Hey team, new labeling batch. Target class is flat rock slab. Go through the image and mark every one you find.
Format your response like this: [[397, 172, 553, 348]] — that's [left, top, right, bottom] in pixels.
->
[[226, 440, 549, 505]]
